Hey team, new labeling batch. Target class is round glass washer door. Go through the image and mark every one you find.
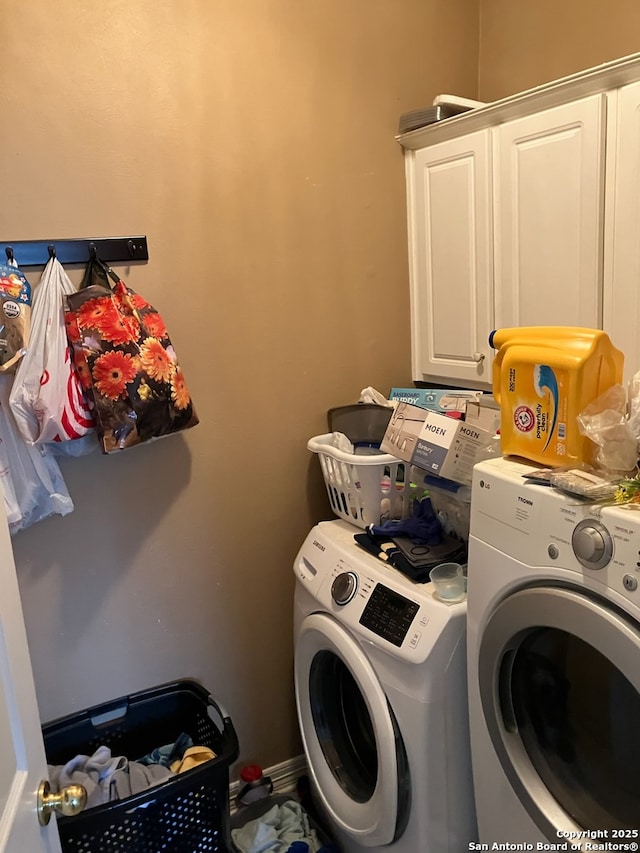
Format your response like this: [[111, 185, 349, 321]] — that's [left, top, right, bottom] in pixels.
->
[[479, 584, 640, 836], [294, 612, 408, 847]]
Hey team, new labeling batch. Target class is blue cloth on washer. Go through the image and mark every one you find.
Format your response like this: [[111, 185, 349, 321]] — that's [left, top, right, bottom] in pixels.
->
[[368, 495, 443, 545], [231, 799, 320, 853]]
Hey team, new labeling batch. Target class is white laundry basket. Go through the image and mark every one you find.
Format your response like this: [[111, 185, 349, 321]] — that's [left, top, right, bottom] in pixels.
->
[[308, 433, 420, 529]]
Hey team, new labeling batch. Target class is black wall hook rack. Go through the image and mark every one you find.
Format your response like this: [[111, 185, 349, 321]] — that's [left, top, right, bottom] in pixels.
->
[[1, 236, 149, 268]]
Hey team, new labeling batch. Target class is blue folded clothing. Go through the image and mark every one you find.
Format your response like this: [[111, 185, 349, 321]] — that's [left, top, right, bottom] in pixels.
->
[[368, 496, 442, 545]]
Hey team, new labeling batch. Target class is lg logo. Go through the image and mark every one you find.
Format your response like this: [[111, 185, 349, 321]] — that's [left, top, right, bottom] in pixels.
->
[[479, 479, 491, 490]]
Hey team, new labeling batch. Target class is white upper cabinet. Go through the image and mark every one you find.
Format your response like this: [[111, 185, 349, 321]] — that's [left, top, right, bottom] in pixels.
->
[[399, 54, 640, 390], [407, 131, 493, 388], [603, 80, 640, 384], [494, 95, 605, 330]]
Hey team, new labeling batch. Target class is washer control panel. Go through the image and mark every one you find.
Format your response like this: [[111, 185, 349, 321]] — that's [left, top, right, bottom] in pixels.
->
[[359, 583, 420, 647], [294, 520, 466, 663], [331, 571, 358, 606], [471, 458, 640, 602], [572, 519, 614, 570]]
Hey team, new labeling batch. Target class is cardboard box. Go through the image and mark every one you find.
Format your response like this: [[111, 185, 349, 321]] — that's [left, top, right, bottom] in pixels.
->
[[389, 387, 482, 415], [381, 402, 492, 485], [465, 394, 501, 435]]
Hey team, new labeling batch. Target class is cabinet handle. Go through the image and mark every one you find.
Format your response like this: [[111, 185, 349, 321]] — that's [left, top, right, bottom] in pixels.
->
[[472, 352, 485, 363]]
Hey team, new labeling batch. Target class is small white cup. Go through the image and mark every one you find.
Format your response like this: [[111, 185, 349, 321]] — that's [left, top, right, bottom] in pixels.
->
[[430, 562, 466, 602]]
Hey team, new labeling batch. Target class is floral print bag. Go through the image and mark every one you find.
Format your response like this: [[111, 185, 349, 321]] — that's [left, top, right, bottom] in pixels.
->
[[64, 256, 198, 453]]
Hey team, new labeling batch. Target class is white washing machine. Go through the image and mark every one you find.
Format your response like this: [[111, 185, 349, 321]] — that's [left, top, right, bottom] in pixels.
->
[[293, 519, 477, 853], [467, 456, 640, 846]]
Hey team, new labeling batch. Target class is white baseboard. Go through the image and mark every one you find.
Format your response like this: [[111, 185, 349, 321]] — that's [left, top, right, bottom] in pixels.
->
[[229, 754, 308, 811]]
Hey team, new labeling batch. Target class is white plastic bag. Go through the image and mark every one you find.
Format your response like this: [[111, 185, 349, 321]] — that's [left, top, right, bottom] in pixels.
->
[[577, 384, 638, 475], [359, 386, 394, 407], [628, 368, 640, 448], [0, 376, 73, 534], [10, 256, 96, 451]]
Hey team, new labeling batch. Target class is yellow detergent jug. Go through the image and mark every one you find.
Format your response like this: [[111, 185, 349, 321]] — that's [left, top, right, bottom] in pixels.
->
[[490, 326, 624, 467]]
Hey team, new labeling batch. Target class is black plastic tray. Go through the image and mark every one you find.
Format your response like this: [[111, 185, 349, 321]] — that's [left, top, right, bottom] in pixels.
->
[[398, 104, 470, 134]]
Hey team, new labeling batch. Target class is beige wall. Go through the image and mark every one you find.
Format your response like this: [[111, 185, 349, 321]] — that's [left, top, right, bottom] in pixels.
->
[[479, 0, 640, 101], [3, 1, 479, 776]]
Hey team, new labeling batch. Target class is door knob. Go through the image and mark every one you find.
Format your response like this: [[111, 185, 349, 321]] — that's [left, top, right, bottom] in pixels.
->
[[37, 780, 87, 825], [472, 352, 485, 363]]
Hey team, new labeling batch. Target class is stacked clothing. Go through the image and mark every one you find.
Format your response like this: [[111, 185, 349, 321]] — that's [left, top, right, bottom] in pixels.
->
[[356, 496, 466, 582]]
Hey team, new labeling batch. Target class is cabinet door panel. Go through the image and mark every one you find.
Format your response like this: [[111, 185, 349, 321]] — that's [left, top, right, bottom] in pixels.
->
[[494, 95, 605, 329], [408, 131, 493, 388], [604, 81, 640, 385]]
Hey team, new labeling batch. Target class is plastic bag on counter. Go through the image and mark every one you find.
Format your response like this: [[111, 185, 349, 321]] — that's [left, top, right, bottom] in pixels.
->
[[547, 465, 624, 501], [627, 369, 640, 448], [0, 375, 73, 534], [577, 384, 638, 475], [10, 257, 97, 454]]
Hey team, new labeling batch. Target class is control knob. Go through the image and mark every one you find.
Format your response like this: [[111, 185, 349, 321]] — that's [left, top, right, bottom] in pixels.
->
[[572, 519, 613, 570], [331, 571, 358, 605]]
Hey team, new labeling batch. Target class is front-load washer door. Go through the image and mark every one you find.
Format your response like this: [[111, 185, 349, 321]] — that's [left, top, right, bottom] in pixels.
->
[[478, 584, 640, 836], [294, 613, 409, 848]]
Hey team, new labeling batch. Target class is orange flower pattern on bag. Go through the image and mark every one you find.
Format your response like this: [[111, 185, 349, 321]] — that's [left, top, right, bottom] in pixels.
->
[[65, 276, 198, 453]]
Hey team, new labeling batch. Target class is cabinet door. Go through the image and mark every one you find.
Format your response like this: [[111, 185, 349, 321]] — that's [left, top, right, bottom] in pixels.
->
[[494, 95, 605, 329], [407, 131, 493, 388], [603, 80, 640, 385]]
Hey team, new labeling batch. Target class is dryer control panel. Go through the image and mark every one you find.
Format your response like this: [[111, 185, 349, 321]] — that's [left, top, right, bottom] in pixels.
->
[[359, 583, 420, 647]]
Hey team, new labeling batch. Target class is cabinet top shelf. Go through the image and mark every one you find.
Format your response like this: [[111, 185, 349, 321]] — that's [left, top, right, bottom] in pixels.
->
[[397, 51, 640, 151]]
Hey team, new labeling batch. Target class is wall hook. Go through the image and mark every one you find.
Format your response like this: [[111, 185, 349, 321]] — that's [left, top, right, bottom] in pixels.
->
[[0, 236, 148, 267]]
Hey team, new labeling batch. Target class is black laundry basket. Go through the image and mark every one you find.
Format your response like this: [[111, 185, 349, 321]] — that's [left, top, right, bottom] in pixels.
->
[[42, 679, 239, 853]]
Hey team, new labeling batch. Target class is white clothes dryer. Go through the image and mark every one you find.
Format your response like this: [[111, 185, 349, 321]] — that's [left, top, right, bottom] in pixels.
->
[[293, 519, 477, 853], [467, 457, 640, 847]]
